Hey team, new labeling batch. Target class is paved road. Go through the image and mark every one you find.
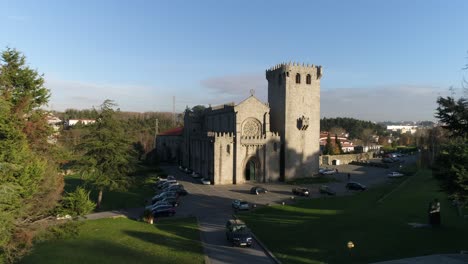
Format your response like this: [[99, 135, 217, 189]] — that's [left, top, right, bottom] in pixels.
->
[[159, 154, 417, 264], [162, 166, 276, 264]]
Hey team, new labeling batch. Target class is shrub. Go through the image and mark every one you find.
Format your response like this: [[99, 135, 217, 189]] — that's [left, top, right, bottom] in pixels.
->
[[59, 187, 96, 217]]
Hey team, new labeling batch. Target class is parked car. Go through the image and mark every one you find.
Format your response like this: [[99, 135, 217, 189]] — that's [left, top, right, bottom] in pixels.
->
[[184, 168, 193, 174], [200, 178, 211, 185], [232, 200, 250, 210], [155, 197, 179, 207], [320, 169, 336, 175], [387, 171, 404, 178], [225, 219, 252, 247], [166, 175, 176, 181], [382, 158, 395, 163], [346, 181, 367, 191], [191, 172, 202, 179], [145, 201, 171, 211], [161, 184, 184, 193], [319, 185, 336, 195], [151, 192, 178, 204], [156, 179, 177, 189], [250, 186, 268, 195], [159, 181, 179, 190], [175, 188, 189, 196], [292, 187, 310, 196], [178, 165, 185, 172], [152, 205, 176, 217]]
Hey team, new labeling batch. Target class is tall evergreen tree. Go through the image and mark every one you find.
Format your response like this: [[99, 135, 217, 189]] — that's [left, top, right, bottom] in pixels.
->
[[0, 49, 62, 263], [77, 100, 137, 208], [323, 134, 333, 155], [335, 134, 344, 154]]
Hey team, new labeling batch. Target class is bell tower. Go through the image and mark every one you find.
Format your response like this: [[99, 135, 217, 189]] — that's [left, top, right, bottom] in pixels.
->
[[266, 62, 322, 180]]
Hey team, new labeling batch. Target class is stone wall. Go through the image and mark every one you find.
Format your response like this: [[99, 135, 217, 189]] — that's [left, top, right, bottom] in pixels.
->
[[320, 152, 374, 166]]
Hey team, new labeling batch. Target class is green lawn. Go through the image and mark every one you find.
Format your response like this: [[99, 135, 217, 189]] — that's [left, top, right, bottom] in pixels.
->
[[241, 169, 468, 264], [21, 218, 204, 264], [64, 165, 160, 211]]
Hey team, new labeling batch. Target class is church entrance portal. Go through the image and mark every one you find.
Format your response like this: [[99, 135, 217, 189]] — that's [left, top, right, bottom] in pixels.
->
[[244, 158, 258, 181]]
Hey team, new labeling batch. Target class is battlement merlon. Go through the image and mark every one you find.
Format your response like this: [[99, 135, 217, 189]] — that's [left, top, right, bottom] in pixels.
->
[[265, 62, 323, 80]]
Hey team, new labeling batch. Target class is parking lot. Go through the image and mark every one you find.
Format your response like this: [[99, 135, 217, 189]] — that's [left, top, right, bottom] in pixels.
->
[[158, 154, 416, 264]]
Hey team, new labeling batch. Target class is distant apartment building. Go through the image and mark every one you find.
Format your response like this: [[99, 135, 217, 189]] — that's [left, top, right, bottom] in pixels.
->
[[386, 125, 418, 134]]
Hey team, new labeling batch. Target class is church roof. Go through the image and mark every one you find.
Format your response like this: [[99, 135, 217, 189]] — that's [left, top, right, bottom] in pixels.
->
[[235, 95, 269, 111], [158, 127, 183, 136]]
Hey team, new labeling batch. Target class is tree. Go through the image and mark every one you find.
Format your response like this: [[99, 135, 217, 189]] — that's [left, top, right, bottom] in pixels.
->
[[0, 48, 62, 263], [433, 139, 468, 207], [0, 48, 50, 115], [435, 96, 468, 138], [323, 134, 333, 155], [360, 128, 375, 146], [330, 126, 346, 137], [77, 100, 137, 208], [335, 134, 344, 154]]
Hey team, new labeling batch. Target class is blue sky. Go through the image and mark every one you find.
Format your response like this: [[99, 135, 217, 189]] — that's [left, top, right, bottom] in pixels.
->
[[1, 0, 467, 121]]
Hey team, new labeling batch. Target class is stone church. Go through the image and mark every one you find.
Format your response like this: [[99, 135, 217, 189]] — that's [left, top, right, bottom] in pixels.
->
[[158, 63, 322, 184]]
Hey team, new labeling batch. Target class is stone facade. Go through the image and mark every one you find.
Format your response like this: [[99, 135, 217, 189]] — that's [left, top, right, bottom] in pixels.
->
[[170, 62, 321, 184], [320, 153, 374, 166]]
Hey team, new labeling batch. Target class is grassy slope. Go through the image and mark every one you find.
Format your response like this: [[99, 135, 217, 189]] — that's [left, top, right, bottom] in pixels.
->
[[241, 169, 468, 264], [21, 218, 204, 264], [63, 165, 159, 211]]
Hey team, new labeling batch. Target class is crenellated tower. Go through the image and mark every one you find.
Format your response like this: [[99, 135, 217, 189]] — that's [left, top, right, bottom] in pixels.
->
[[266, 62, 322, 180]]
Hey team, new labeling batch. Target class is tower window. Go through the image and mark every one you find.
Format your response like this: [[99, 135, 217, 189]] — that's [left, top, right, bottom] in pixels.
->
[[306, 74, 311, 84], [295, 73, 301, 84]]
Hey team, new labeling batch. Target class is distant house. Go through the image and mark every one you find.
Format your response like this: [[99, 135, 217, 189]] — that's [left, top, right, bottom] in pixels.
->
[[319, 132, 355, 153], [65, 119, 96, 128], [46, 113, 62, 144], [387, 125, 418, 134]]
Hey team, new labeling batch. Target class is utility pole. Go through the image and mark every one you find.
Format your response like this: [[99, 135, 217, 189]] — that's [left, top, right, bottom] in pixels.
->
[[173, 96, 176, 126], [154, 118, 159, 149]]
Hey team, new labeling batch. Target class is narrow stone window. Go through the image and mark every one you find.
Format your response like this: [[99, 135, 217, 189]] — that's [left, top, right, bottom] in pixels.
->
[[274, 143, 278, 152], [295, 73, 301, 84], [227, 144, 230, 154], [306, 74, 311, 84]]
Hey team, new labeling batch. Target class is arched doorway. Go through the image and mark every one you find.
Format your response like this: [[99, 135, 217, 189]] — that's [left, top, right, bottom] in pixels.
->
[[244, 157, 258, 181]]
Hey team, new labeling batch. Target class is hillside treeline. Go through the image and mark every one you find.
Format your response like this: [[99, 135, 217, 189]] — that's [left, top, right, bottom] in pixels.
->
[[320, 117, 387, 139]]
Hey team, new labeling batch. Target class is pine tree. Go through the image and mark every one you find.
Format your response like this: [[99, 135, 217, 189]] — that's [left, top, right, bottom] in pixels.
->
[[77, 100, 137, 208], [335, 134, 344, 154]]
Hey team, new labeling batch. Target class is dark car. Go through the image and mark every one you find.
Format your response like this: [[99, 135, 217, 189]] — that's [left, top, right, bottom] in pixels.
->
[[184, 168, 193, 174], [225, 219, 252, 247], [319, 185, 336, 195], [175, 188, 188, 196], [152, 205, 176, 217], [156, 197, 179, 207], [346, 182, 367, 191], [161, 184, 184, 193], [292, 187, 310, 196], [250, 186, 268, 195], [151, 192, 178, 204]]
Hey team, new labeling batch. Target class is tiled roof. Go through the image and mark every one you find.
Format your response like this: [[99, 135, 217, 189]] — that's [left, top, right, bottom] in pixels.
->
[[159, 127, 183, 136]]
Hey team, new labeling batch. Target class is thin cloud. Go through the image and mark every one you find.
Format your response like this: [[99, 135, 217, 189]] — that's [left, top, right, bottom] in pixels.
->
[[200, 74, 449, 121], [200, 73, 267, 103], [321, 85, 450, 121], [45, 78, 171, 112]]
